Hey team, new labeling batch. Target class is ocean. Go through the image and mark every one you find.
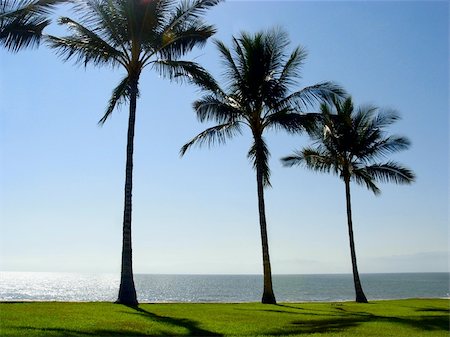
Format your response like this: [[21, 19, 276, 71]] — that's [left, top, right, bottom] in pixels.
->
[[0, 272, 448, 302]]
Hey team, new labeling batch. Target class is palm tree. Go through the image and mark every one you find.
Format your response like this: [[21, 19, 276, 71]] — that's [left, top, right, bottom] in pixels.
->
[[0, 0, 65, 51], [281, 97, 415, 303], [180, 28, 344, 304], [46, 0, 221, 306]]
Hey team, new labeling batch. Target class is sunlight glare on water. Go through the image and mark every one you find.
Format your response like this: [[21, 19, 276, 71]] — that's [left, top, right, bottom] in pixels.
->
[[0, 272, 448, 302], [0, 272, 118, 301]]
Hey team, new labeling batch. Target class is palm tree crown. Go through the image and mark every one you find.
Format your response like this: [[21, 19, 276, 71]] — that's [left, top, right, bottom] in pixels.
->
[[282, 96, 415, 302], [47, 0, 220, 119], [0, 0, 64, 51], [181, 28, 345, 304], [181, 28, 344, 184], [282, 97, 415, 193], [46, 0, 221, 305]]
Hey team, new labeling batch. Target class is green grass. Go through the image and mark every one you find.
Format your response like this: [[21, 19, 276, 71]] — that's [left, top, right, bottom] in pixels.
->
[[0, 299, 448, 336]]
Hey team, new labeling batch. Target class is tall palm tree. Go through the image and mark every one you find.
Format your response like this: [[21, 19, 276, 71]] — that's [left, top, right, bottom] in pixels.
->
[[180, 28, 344, 304], [0, 0, 65, 51], [46, 0, 221, 306], [282, 97, 415, 303]]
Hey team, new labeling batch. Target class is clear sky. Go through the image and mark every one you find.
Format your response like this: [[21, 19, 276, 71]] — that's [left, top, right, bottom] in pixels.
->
[[0, 0, 448, 275]]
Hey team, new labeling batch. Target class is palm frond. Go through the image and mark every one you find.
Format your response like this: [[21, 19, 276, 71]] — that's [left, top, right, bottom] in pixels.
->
[[351, 167, 381, 195], [0, 14, 47, 51], [83, 0, 130, 58], [359, 135, 411, 162], [265, 111, 320, 134], [214, 38, 244, 89], [262, 26, 290, 76], [280, 150, 304, 167], [372, 107, 400, 128], [170, 61, 221, 94], [1, 0, 64, 19], [352, 104, 377, 130], [275, 82, 346, 113], [151, 59, 218, 92], [148, 0, 221, 62], [180, 121, 242, 156], [156, 22, 216, 60], [193, 95, 241, 123], [277, 45, 307, 88], [166, 0, 222, 32], [98, 75, 132, 125], [364, 161, 416, 185], [282, 147, 336, 174], [0, 0, 65, 51], [46, 16, 123, 67]]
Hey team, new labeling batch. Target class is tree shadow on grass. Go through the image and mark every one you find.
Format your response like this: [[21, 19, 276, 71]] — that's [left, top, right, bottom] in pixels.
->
[[416, 307, 450, 314], [233, 307, 307, 316], [10, 305, 222, 337], [125, 305, 222, 336], [359, 312, 449, 332], [262, 315, 365, 336], [263, 314, 449, 336], [234, 303, 450, 336], [7, 303, 450, 336], [14, 326, 159, 336]]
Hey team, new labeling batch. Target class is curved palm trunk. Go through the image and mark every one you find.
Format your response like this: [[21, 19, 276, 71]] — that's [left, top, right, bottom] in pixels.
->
[[255, 149, 276, 304], [116, 78, 138, 306], [344, 176, 368, 303]]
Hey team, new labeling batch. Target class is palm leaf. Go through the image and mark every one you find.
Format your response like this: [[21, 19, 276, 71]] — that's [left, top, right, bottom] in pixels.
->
[[180, 121, 242, 156], [364, 161, 416, 185], [162, 59, 222, 95], [1, 0, 64, 18], [167, 0, 222, 31], [98, 75, 132, 125], [214, 38, 244, 90], [156, 22, 216, 60], [277, 46, 307, 87], [351, 167, 381, 195], [0, 0, 65, 51], [193, 95, 241, 123], [46, 16, 123, 67], [0, 15, 48, 51], [282, 148, 336, 174], [280, 151, 305, 168], [83, 0, 130, 57], [359, 135, 411, 162], [151, 59, 217, 89], [275, 82, 346, 114], [372, 108, 400, 128], [265, 111, 320, 134]]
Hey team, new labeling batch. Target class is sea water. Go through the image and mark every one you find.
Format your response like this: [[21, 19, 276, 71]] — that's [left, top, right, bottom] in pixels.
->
[[0, 272, 448, 302]]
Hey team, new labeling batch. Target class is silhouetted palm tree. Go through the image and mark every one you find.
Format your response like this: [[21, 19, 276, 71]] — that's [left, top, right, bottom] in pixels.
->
[[180, 28, 344, 304], [282, 97, 415, 303], [0, 0, 64, 51], [46, 0, 221, 305]]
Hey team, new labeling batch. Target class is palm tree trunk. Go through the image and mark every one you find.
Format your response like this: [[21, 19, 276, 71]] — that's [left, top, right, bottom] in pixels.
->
[[255, 154, 276, 304], [344, 176, 368, 303], [116, 77, 138, 306]]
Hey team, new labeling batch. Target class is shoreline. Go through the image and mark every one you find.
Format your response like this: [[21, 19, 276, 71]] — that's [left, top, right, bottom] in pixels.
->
[[1, 297, 449, 304]]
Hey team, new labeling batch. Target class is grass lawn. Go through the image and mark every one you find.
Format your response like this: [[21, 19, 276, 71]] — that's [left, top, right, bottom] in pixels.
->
[[0, 299, 448, 336]]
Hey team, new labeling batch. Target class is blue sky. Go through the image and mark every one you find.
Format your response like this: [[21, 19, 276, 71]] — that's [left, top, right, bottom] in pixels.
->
[[0, 0, 448, 274]]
